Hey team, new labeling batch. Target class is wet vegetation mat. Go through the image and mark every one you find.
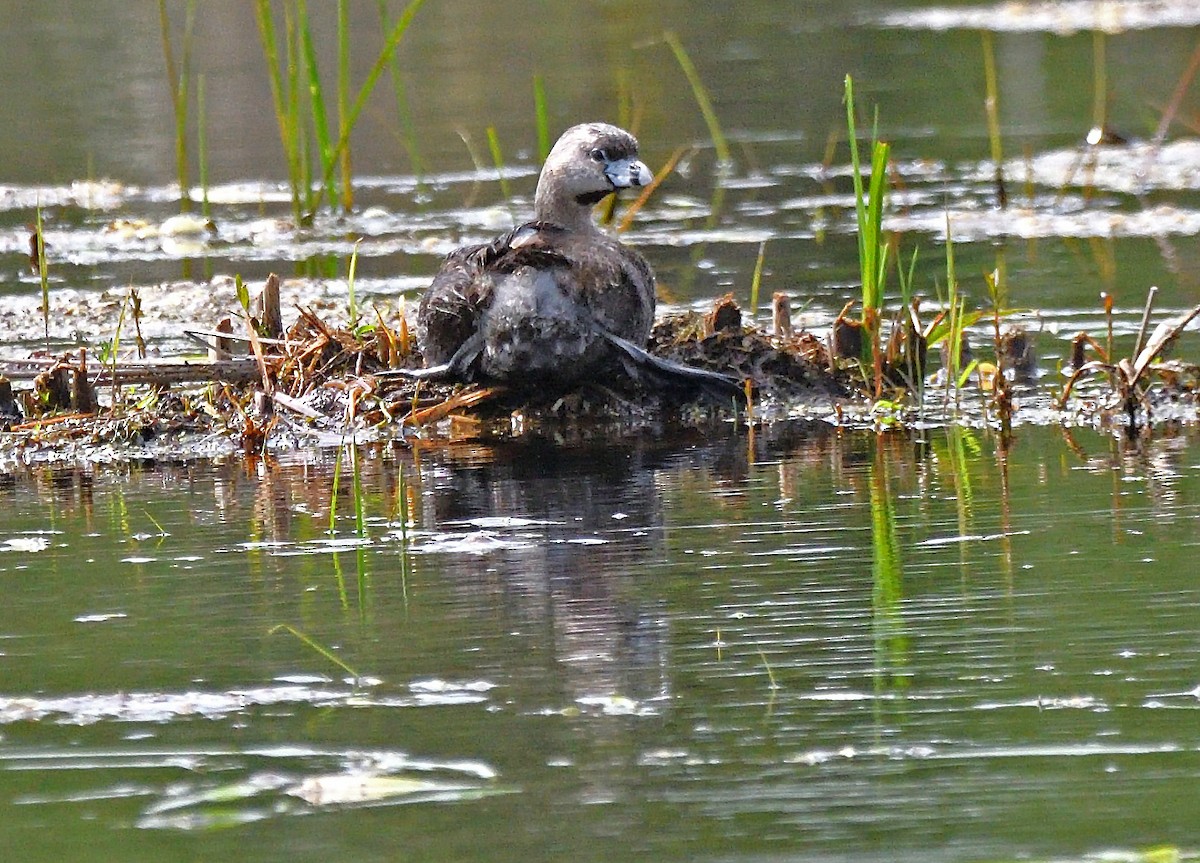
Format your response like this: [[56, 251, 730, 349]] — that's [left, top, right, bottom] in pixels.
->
[[2, 270, 1199, 466], [0, 281, 850, 460]]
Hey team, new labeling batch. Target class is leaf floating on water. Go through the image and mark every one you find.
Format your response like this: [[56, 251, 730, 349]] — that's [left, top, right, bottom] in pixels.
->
[[288, 774, 510, 807], [290, 774, 458, 806], [2, 536, 51, 552]]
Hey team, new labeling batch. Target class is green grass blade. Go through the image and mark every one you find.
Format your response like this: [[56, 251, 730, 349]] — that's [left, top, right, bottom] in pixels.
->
[[299, 0, 339, 208], [253, 0, 301, 217], [158, 0, 195, 213], [864, 140, 891, 313], [178, 0, 196, 211], [305, 0, 428, 220], [533, 74, 550, 161], [485, 126, 513, 213], [664, 30, 730, 165], [749, 240, 767, 319], [285, 5, 314, 214], [269, 624, 360, 681], [377, 0, 425, 182], [982, 30, 1007, 208], [845, 75, 868, 277], [347, 240, 361, 327]]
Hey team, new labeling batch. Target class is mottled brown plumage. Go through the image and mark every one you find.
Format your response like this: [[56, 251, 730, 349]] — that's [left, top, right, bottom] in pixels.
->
[[413, 123, 741, 400]]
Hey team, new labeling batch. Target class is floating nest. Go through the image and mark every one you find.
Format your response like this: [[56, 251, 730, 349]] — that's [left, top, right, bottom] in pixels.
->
[[0, 285, 850, 457], [3, 277, 1199, 461]]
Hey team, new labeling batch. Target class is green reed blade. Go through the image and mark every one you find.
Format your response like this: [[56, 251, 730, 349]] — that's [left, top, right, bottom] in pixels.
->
[[845, 75, 869, 301], [305, 0, 428, 220], [158, 0, 196, 213], [1092, 30, 1107, 132], [347, 240, 361, 327], [663, 30, 731, 165], [864, 138, 891, 314], [253, 0, 302, 216], [485, 126, 513, 215], [286, 5, 315, 214], [749, 240, 767, 319], [299, 0, 339, 208], [845, 75, 892, 389], [234, 273, 251, 314], [268, 624, 360, 681], [377, 0, 425, 182]]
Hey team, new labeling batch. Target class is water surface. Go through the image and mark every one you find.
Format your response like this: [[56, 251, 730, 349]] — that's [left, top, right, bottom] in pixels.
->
[[2, 425, 1200, 860], [2, 2, 1200, 860]]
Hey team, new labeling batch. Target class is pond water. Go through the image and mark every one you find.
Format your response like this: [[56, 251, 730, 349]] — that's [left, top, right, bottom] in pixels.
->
[[3, 425, 1200, 861], [2, 1, 1200, 861]]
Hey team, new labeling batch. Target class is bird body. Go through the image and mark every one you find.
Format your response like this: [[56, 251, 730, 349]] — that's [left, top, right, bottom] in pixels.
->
[[413, 122, 741, 401]]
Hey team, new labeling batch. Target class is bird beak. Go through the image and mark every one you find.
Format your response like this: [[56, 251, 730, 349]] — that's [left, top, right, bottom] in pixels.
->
[[605, 157, 653, 190]]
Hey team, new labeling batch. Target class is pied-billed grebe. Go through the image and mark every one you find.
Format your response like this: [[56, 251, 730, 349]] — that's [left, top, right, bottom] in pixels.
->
[[412, 122, 741, 400]]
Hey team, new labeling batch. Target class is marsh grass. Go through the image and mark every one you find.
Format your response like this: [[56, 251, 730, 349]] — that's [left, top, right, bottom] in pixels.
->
[[347, 241, 363, 330], [141, 507, 169, 538], [378, 0, 424, 182], [305, 0, 428, 221], [298, 0, 339, 208], [663, 30, 731, 166], [533, 74, 551, 162], [158, 0, 197, 213], [844, 75, 891, 396], [748, 240, 767, 320], [337, 0, 353, 211], [934, 215, 979, 411], [485, 126, 514, 218], [254, 0, 426, 223], [1091, 31, 1107, 136], [100, 288, 131, 409], [617, 145, 687, 233], [755, 642, 780, 691], [253, 0, 304, 217]]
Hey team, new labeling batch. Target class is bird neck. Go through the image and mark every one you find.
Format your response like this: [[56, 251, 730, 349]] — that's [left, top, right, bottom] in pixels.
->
[[534, 175, 602, 235]]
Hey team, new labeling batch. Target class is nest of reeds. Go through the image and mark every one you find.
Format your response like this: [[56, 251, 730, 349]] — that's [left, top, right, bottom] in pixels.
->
[[0, 279, 850, 454]]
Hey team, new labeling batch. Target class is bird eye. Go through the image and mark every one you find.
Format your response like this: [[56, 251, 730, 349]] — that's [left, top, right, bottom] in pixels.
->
[[589, 148, 607, 163]]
